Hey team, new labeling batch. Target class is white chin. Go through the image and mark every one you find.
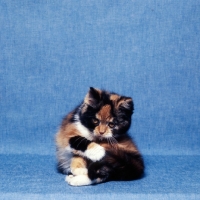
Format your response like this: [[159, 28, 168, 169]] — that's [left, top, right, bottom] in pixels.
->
[[97, 135, 112, 139]]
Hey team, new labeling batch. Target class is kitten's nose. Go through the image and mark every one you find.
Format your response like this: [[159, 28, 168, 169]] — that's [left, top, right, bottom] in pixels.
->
[[99, 125, 106, 135]]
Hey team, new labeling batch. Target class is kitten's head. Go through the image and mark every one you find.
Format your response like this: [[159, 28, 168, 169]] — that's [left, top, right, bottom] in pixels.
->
[[79, 87, 134, 139]]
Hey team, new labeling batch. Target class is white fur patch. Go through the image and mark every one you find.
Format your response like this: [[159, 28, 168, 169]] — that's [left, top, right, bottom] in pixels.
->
[[104, 132, 112, 138], [71, 168, 88, 176], [85, 144, 105, 162], [56, 147, 72, 174], [75, 116, 93, 141], [66, 175, 92, 186]]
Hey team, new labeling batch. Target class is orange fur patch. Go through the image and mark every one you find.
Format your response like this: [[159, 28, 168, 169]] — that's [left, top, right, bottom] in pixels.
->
[[99, 137, 139, 153], [87, 142, 98, 150], [94, 105, 114, 136], [56, 123, 81, 148], [71, 156, 86, 169], [110, 94, 120, 102], [96, 105, 111, 121]]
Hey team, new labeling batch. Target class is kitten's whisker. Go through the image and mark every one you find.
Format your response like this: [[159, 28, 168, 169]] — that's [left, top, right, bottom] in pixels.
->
[[107, 138, 111, 146], [111, 137, 119, 145], [108, 138, 112, 146], [110, 139, 114, 147], [110, 137, 118, 149], [74, 136, 83, 143], [107, 137, 117, 149]]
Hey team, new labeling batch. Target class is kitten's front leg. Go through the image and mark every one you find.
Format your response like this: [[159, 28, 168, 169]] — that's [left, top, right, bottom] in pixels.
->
[[66, 156, 92, 186], [70, 156, 88, 176], [85, 142, 106, 162], [69, 136, 105, 162]]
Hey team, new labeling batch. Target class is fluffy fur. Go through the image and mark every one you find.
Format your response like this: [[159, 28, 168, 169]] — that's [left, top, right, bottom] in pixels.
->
[[56, 87, 144, 186]]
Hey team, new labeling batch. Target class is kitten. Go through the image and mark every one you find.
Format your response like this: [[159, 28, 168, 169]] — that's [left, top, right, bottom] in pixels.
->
[[56, 87, 144, 186]]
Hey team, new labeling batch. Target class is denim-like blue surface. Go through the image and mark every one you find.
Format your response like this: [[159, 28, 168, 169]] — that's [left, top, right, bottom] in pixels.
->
[[0, 154, 200, 199], [0, 0, 200, 199]]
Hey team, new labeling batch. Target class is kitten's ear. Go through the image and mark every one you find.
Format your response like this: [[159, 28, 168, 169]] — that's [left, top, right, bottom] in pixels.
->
[[84, 87, 101, 108], [118, 97, 134, 112]]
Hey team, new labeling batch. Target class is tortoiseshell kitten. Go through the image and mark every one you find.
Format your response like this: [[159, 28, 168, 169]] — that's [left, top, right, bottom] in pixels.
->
[[56, 87, 144, 186]]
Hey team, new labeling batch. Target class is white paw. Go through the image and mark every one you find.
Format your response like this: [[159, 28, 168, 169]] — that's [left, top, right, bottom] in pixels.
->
[[66, 175, 92, 186], [71, 168, 88, 176], [85, 144, 105, 162], [65, 174, 73, 182]]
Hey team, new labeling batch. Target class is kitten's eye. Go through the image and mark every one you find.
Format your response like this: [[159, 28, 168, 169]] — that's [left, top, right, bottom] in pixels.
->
[[92, 118, 99, 125], [108, 122, 115, 128]]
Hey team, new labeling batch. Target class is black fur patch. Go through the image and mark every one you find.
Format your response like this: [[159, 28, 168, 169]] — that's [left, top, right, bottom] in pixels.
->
[[106, 150, 144, 180], [69, 136, 91, 152], [87, 150, 144, 182], [88, 160, 112, 182], [69, 106, 81, 123]]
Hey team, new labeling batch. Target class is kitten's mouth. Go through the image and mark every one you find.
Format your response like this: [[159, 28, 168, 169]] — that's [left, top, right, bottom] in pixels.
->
[[94, 135, 104, 139], [94, 134, 113, 143], [94, 134, 106, 141]]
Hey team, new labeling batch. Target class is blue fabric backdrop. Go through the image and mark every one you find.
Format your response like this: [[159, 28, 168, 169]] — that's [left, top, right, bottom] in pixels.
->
[[0, 0, 200, 199]]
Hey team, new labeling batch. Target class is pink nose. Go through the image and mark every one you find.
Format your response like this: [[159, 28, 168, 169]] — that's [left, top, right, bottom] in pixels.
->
[[99, 132, 104, 135]]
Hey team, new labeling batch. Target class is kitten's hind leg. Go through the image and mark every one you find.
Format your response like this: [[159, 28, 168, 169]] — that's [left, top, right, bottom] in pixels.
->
[[87, 161, 112, 184], [66, 174, 93, 186], [65, 156, 92, 186], [66, 160, 110, 186], [70, 156, 88, 176]]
